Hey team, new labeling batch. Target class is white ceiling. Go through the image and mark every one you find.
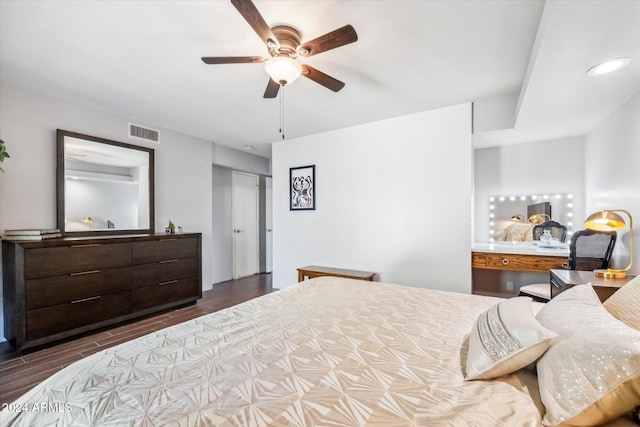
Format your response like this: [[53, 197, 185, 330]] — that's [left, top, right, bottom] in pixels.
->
[[1, 1, 638, 159]]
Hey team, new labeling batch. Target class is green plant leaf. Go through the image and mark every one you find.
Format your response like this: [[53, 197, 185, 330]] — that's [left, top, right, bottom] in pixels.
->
[[0, 139, 9, 172]]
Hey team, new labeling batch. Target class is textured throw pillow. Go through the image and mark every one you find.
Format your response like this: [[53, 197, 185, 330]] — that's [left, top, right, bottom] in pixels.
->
[[465, 297, 556, 380], [604, 274, 640, 330], [536, 284, 640, 426]]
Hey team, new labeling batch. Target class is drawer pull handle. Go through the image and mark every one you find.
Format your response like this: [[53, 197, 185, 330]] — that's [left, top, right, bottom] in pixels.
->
[[158, 280, 179, 286], [70, 270, 101, 276], [159, 238, 178, 242], [159, 259, 178, 264], [502, 258, 509, 266], [71, 296, 101, 304], [70, 244, 101, 248], [562, 261, 570, 269]]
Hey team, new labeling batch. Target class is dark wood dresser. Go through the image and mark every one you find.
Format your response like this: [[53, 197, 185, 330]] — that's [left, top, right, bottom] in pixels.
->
[[2, 233, 201, 350]]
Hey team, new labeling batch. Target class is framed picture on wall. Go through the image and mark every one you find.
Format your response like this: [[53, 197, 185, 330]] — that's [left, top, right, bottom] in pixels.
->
[[290, 165, 315, 210]]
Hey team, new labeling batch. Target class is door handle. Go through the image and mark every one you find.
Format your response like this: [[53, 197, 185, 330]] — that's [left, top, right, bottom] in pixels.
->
[[267, 228, 272, 232], [234, 229, 244, 233]]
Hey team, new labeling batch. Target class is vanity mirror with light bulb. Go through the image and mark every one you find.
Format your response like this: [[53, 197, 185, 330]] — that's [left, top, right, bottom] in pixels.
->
[[488, 193, 574, 243], [472, 193, 575, 298]]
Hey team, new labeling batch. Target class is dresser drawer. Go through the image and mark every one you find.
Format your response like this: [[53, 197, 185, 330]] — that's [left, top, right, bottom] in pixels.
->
[[131, 258, 197, 289], [472, 253, 486, 268], [4, 234, 201, 350], [132, 277, 198, 311], [131, 237, 198, 265], [26, 267, 131, 310], [25, 243, 131, 279], [26, 290, 131, 340], [481, 253, 566, 272]]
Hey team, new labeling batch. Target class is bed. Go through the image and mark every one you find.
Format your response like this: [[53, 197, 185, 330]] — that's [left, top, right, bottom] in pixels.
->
[[2, 276, 639, 426]]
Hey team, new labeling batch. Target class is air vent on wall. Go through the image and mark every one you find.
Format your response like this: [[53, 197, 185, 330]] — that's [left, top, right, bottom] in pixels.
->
[[129, 123, 160, 143]]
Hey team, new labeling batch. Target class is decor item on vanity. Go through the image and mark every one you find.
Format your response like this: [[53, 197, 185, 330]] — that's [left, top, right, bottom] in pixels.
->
[[165, 220, 182, 234], [290, 164, 315, 210], [537, 227, 561, 248], [584, 209, 633, 278], [0, 138, 9, 172], [3, 228, 62, 241], [532, 220, 568, 244]]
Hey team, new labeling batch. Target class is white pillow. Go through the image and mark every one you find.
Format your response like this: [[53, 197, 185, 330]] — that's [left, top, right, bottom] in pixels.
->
[[536, 284, 640, 426], [465, 297, 556, 380], [604, 274, 640, 330]]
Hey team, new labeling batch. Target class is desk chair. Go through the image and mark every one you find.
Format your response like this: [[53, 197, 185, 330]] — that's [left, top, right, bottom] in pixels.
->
[[519, 229, 617, 302], [532, 220, 568, 243]]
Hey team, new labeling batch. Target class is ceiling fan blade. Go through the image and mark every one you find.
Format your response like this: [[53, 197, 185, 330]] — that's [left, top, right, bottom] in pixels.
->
[[299, 25, 358, 58], [301, 64, 345, 92], [263, 78, 281, 98], [230, 0, 279, 49], [201, 56, 264, 64]]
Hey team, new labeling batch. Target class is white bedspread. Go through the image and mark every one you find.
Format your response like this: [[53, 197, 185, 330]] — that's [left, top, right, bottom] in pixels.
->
[[2, 277, 557, 426]]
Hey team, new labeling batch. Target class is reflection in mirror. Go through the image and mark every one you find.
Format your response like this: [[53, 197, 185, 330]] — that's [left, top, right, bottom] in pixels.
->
[[488, 193, 574, 242], [57, 130, 154, 235]]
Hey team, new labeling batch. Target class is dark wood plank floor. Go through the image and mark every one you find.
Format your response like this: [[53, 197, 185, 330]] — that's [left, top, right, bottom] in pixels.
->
[[0, 273, 274, 405]]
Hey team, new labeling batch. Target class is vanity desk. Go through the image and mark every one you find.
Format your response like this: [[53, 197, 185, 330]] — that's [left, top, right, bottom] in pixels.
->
[[2, 233, 202, 350], [472, 243, 569, 298]]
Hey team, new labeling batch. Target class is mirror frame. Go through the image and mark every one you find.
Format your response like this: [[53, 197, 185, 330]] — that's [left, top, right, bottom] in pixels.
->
[[56, 129, 155, 236]]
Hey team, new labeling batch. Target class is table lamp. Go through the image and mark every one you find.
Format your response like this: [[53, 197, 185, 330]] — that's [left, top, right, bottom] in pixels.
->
[[584, 209, 633, 278], [528, 214, 550, 224]]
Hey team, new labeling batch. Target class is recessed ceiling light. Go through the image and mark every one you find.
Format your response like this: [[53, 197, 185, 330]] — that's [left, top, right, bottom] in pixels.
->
[[243, 145, 255, 151], [586, 57, 631, 77]]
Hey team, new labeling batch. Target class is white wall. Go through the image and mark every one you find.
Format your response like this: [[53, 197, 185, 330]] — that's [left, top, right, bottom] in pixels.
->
[[65, 179, 139, 230], [473, 136, 586, 242], [473, 94, 518, 133], [272, 103, 473, 293], [212, 144, 271, 176], [585, 90, 640, 275], [0, 82, 214, 284], [212, 165, 233, 283]]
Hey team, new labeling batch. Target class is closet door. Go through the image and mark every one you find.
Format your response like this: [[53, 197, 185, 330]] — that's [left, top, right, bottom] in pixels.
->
[[265, 177, 273, 273], [232, 171, 259, 279]]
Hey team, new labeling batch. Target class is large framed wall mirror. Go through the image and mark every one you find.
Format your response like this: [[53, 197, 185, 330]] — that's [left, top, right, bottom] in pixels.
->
[[56, 129, 155, 236], [489, 193, 574, 242]]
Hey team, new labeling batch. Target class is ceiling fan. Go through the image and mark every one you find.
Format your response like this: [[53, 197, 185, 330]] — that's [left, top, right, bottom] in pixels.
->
[[201, 0, 358, 98]]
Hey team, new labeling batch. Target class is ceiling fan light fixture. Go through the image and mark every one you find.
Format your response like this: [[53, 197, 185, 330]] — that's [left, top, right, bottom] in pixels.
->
[[264, 56, 302, 85]]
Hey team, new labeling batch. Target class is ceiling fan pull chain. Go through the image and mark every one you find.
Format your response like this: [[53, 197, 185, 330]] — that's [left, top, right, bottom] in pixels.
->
[[280, 83, 286, 139]]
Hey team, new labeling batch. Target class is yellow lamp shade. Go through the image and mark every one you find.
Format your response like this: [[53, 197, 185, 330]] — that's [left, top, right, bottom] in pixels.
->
[[584, 209, 633, 279], [584, 210, 626, 231]]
